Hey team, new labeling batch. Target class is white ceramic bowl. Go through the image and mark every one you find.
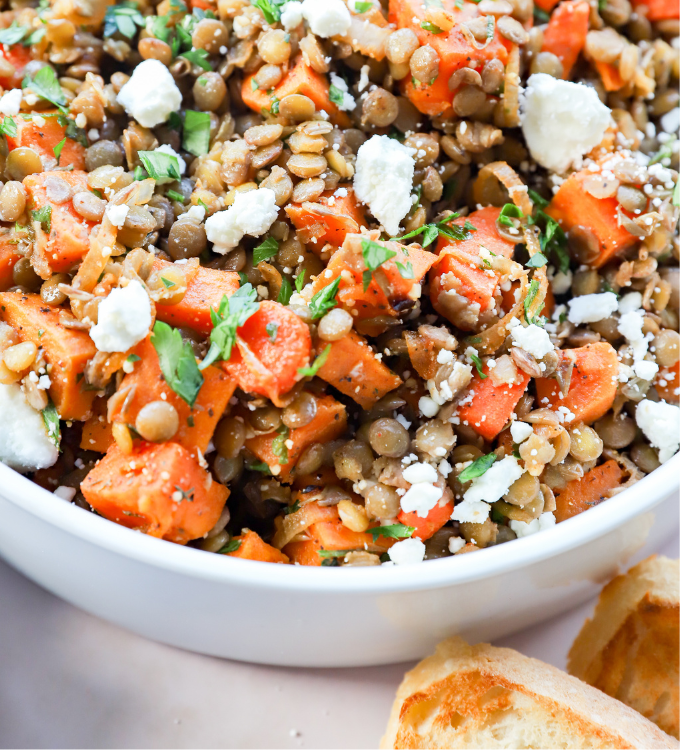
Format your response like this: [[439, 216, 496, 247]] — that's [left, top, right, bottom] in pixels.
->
[[0, 457, 677, 667]]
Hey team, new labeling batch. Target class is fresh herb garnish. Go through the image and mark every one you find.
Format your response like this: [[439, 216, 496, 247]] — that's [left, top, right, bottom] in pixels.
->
[[104, 1, 145, 38], [295, 269, 306, 293], [469, 350, 487, 379], [161, 276, 175, 288], [218, 539, 242, 554], [277, 276, 292, 305], [420, 20, 443, 32], [42, 401, 61, 449], [392, 214, 476, 248], [458, 452, 497, 484], [368, 523, 414, 541], [528, 188, 549, 209], [253, 236, 279, 265], [308, 276, 341, 319], [126, 353, 141, 363], [284, 499, 301, 515], [297, 345, 331, 378], [272, 424, 289, 465], [525, 252, 547, 268], [361, 238, 397, 290], [53, 136, 66, 165], [649, 140, 674, 166], [150, 321, 204, 407], [318, 549, 353, 558], [180, 48, 212, 71], [166, 189, 185, 203], [395, 261, 414, 279], [182, 109, 211, 156], [138, 151, 181, 183], [32, 205, 52, 233], [0, 22, 30, 45], [266, 321, 279, 342], [246, 460, 272, 474], [528, 208, 569, 275], [353, 0, 373, 11], [22, 66, 67, 114], [329, 83, 345, 107], [201, 284, 260, 369], [251, 0, 284, 24], [133, 165, 147, 181], [0, 116, 17, 139], [498, 202, 523, 226], [523, 278, 544, 325]]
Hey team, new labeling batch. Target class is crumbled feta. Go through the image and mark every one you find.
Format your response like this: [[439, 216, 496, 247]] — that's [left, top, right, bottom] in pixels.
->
[[90, 280, 152, 353], [510, 421, 533, 444], [54, 486, 77, 502], [438, 459, 452, 477], [117, 59, 182, 129], [464, 456, 524, 505], [395, 414, 411, 429], [402, 462, 437, 484], [636, 399, 680, 463], [155, 144, 186, 183], [205, 188, 278, 254], [618, 309, 649, 362], [633, 360, 659, 381], [437, 349, 454, 364], [185, 204, 206, 223], [510, 512, 556, 539], [548, 268, 572, 295], [329, 73, 355, 112], [618, 292, 643, 314], [280, 0, 303, 30], [567, 292, 619, 325], [0, 383, 58, 472], [354, 134, 415, 236], [520, 74, 611, 173], [400, 482, 443, 518], [0, 88, 22, 116], [300, 0, 351, 37], [418, 395, 439, 418], [510, 322, 554, 359], [660, 107, 680, 135], [387, 537, 426, 565], [451, 498, 491, 524], [358, 64, 370, 92], [448, 536, 466, 554], [106, 203, 129, 228]]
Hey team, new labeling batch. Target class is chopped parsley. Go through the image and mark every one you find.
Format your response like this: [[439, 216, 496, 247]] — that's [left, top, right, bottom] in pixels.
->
[[201, 284, 260, 369], [353, 0, 373, 11], [271, 424, 289, 465], [253, 236, 279, 265], [308, 276, 341, 319], [104, 1, 145, 38], [329, 83, 346, 107], [361, 238, 397, 291], [420, 20, 443, 32], [180, 48, 212, 71], [53, 136, 67, 165], [525, 251, 548, 268], [182, 109, 211, 157], [469, 351, 487, 379], [22, 66, 68, 114], [139, 151, 181, 183], [368, 523, 414, 541], [395, 261, 414, 279], [523, 278, 544, 326], [458, 452, 497, 484], [218, 539, 242, 554], [0, 22, 30, 45], [392, 213, 476, 248], [42, 401, 61, 450], [32, 205, 52, 233], [251, 0, 285, 24], [166, 189, 185, 203], [266, 321, 279, 342], [151, 321, 204, 407], [0, 116, 17, 139], [295, 269, 306, 293], [498, 202, 523, 226], [297, 345, 331, 378]]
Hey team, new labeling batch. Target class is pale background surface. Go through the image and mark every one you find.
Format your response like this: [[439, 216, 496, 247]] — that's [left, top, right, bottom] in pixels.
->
[[1, 534, 678, 750]]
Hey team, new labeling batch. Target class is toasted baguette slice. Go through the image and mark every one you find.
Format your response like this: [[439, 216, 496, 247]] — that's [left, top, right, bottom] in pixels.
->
[[568, 555, 680, 739], [381, 637, 677, 749]]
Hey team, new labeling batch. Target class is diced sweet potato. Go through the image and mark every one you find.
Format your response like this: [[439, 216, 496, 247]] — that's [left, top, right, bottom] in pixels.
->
[[80, 396, 113, 453], [23, 170, 96, 278], [398, 494, 455, 541], [0, 291, 97, 420], [555, 460, 625, 522], [631, 0, 678, 20], [655, 361, 679, 402], [81, 441, 228, 544], [0, 44, 32, 89], [285, 188, 367, 251], [242, 55, 351, 128], [594, 61, 625, 92], [245, 394, 347, 482], [153, 258, 240, 335], [541, 1, 590, 79], [7, 110, 86, 170], [535, 342, 619, 425], [0, 233, 19, 291], [547, 171, 637, 268], [109, 335, 235, 454], [227, 530, 290, 563], [314, 329, 402, 409]]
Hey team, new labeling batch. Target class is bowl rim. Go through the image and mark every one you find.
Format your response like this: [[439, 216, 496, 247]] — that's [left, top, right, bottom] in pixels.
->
[[1, 455, 678, 594]]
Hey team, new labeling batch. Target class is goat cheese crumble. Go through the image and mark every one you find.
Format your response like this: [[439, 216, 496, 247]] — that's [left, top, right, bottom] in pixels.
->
[[464, 456, 524, 505], [0, 383, 58, 472], [0, 88, 22, 116], [106, 204, 129, 228], [510, 421, 534, 443], [117, 59, 182, 129], [155, 144, 186, 183], [280, 0, 303, 30], [510, 512, 556, 539], [509, 320, 554, 359], [300, 0, 351, 37], [520, 74, 611, 173], [567, 292, 619, 325], [205, 188, 279, 254], [90, 280, 152, 353], [353, 135, 415, 236], [635, 399, 680, 463], [387, 537, 426, 565]]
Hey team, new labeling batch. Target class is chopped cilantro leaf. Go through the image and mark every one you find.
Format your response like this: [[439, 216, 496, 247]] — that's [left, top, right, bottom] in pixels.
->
[[295, 269, 306, 293], [525, 251, 547, 268], [104, 2, 145, 38], [368, 523, 414, 541], [253, 236, 279, 265], [22, 66, 67, 114], [458, 452, 496, 483], [277, 276, 292, 305], [183, 109, 211, 157], [266, 321, 279, 342], [151, 321, 204, 406], [297, 345, 331, 378], [272, 424, 289, 465], [420, 20, 443, 32], [138, 151, 181, 182], [53, 136, 67, 164], [201, 284, 260, 369], [42, 401, 61, 449], [180, 48, 212, 71], [218, 539, 242, 554], [308, 276, 341, 319], [32, 205, 52, 233]]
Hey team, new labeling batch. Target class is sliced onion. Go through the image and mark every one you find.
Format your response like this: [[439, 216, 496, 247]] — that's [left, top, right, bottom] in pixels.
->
[[466, 273, 529, 355], [501, 45, 521, 129], [272, 503, 320, 549], [473, 161, 533, 217], [522, 224, 548, 324]]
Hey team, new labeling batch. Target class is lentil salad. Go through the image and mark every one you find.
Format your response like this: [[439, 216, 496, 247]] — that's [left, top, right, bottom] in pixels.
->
[[0, 0, 677, 567]]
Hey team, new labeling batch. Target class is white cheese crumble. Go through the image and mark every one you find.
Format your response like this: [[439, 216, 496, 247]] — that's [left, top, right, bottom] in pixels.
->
[[635, 399, 680, 463], [155, 144, 186, 183], [387, 537, 426, 565], [280, 0, 303, 30], [185, 204, 206, 223], [510, 511, 556, 539], [300, 0, 351, 37], [548, 268, 572, 295], [618, 309, 649, 363], [633, 360, 659, 381], [0, 383, 58, 472], [418, 395, 439, 418], [329, 72, 356, 112], [106, 203, 129, 228], [353, 134, 415, 236], [451, 498, 491, 524], [0, 88, 22, 116], [618, 292, 643, 314], [402, 462, 437, 484], [90, 280, 152, 353], [660, 107, 680, 135], [448, 536, 466, 554], [117, 58, 182, 129], [520, 74, 611, 173], [400, 483, 443, 518], [358, 64, 370, 92], [205, 188, 278, 254], [510, 421, 533, 444], [464, 456, 524, 505], [567, 292, 619, 325], [54, 486, 77, 502], [509, 321, 554, 359]]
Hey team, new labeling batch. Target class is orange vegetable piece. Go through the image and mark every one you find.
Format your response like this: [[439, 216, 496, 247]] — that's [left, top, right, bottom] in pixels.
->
[[0, 233, 19, 291], [655, 361, 679, 402], [81, 397, 113, 453], [81, 441, 228, 544], [457, 364, 531, 441], [227, 530, 290, 563], [284, 188, 367, 251], [535, 0, 561, 11], [222, 300, 312, 405], [535, 342, 619, 425], [152, 259, 240, 335], [242, 55, 351, 128], [284, 539, 324, 566], [23, 170, 96, 278], [631, 0, 678, 20], [554, 460, 625, 522], [546, 170, 637, 268], [541, 1, 590, 79], [0, 44, 32, 89], [109, 335, 235, 454], [7, 110, 86, 170], [0, 291, 97, 420], [398, 496, 455, 541], [595, 61, 626, 92], [389, 0, 511, 116], [245, 394, 347, 482], [314, 329, 402, 409]]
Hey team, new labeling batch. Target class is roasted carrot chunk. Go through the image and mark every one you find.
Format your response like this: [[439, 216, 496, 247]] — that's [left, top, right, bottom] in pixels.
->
[[535, 342, 619, 425], [541, 1, 590, 80], [594, 61, 626, 92], [0, 233, 19, 291], [242, 55, 351, 128], [398, 495, 455, 541], [285, 188, 367, 251], [284, 539, 324, 566], [655, 360, 679, 402], [0, 43, 32, 89], [555, 460, 625, 522], [80, 397, 113, 453], [227, 530, 290, 563], [245, 394, 347, 482], [314, 330, 402, 409], [457, 364, 531, 441], [222, 300, 312, 405], [23, 170, 96, 278], [7, 110, 86, 170], [631, 0, 678, 20], [81, 441, 229, 544], [109, 335, 235, 454], [0, 291, 97, 420], [152, 259, 240, 335], [546, 171, 637, 268]]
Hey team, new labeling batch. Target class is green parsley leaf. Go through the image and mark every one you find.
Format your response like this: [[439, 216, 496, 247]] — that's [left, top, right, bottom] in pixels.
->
[[528, 188, 549, 209], [266, 321, 279, 342], [525, 252, 548, 268], [182, 109, 211, 157], [180, 48, 212, 71], [469, 350, 487, 379], [133, 165, 147, 181], [22, 66, 67, 113], [251, 78, 259, 90], [62, 116, 88, 147], [297, 344, 330, 378], [218, 539, 242, 554], [42, 400, 61, 449], [269, 95, 280, 115], [308, 276, 341, 319], [150, 320, 204, 407], [318, 549, 353, 558], [533, 5, 549, 21], [523, 278, 544, 325], [530, 209, 569, 275], [0, 22, 29, 45], [53, 136, 66, 165], [420, 20, 443, 32], [32, 205, 52, 233], [368, 523, 414, 541], [458, 452, 497, 484], [104, 2, 145, 38], [201, 284, 260, 369], [126, 353, 141, 363], [598, 0, 607, 11], [329, 83, 345, 107], [498, 202, 523, 226], [353, 1, 373, 11], [166, 189, 185, 203], [251, 0, 283, 23], [253, 236, 279, 265], [295, 269, 306, 293], [272, 424, 289, 465], [601, 280, 620, 298], [138, 151, 181, 183], [161, 276, 176, 288], [284, 499, 301, 515], [362, 238, 397, 271], [277, 276, 292, 305], [392, 213, 475, 247], [362, 269, 372, 293], [396, 261, 414, 279], [0, 116, 17, 138], [246, 460, 272, 474]]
